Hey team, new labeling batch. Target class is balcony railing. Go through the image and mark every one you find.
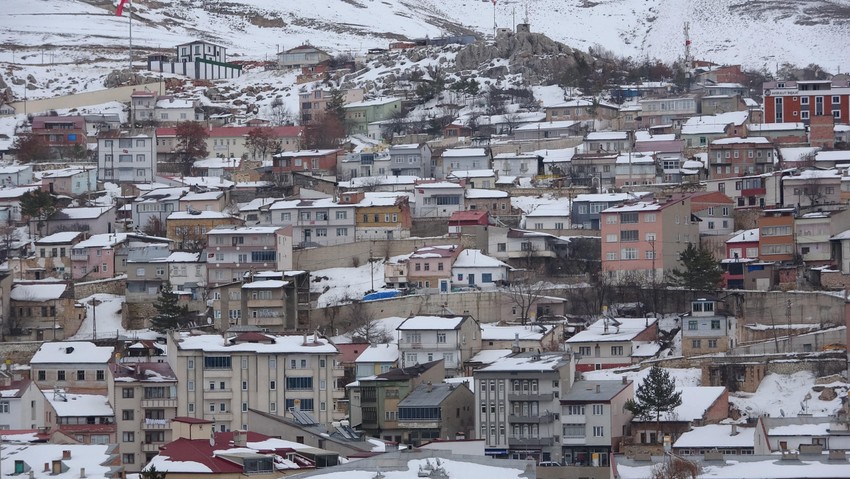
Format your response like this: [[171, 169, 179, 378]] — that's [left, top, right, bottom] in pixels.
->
[[140, 419, 171, 430], [141, 398, 177, 409], [142, 442, 164, 453], [507, 391, 554, 402], [508, 436, 554, 447], [508, 413, 555, 424]]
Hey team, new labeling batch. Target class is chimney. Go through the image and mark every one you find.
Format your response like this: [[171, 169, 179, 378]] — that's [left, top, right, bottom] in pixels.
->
[[233, 430, 247, 447], [427, 381, 432, 392], [731, 424, 739, 436], [80, 468, 86, 478], [62, 450, 71, 460], [595, 384, 601, 393], [622, 376, 628, 385], [511, 333, 520, 353]]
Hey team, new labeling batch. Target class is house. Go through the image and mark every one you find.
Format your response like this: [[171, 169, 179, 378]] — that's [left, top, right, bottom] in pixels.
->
[[278, 45, 332, 69], [763, 79, 850, 124], [0, 373, 47, 429], [107, 362, 178, 469], [753, 416, 833, 454], [166, 331, 345, 431], [673, 424, 755, 456], [0, 103, 15, 116], [568, 152, 619, 187], [41, 167, 97, 196], [150, 428, 321, 477], [267, 197, 355, 248], [298, 87, 363, 123], [396, 315, 482, 376], [0, 165, 33, 187], [565, 317, 658, 372], [354, 343, 399, 379], [630, 386, 728, 447], [126, 250, 204, 306], [747, 122, 808, 144], [782, 169, 842, 208], [486, 227, 570, 273], [71, 233, 171, 281], [707, 137, 778, 180], [613, 151, 658, 187], [167, 211, 244, 251], [584, 131, 630, 153], [440, 148, 490, 178], [338, 175, 419, 192], [31, 115, 87, 148], [30, 341, 114, 392], [338, 151, 392, 179], [447, 169, 497, 189], [560, 379, 634, 467], [156, 126, 301, 163], [724, 228, 760, 288], [353, 191, 413, 241], [758, 207, 796, 262], [638, 95, 699, 127], [406, 244, 463, 293], [131, 90, 202, 124], [795, 208, 850, 265], [600, 194, 699, 284], [479, 323, 565, 352], [513, 120, 582, 141], [133, 186, 188, 232], [474, 352, 575, 462], [539, 147, 576, 176], [150, 40, 241, 79], [178, 190, 227, 213], [545, 98, 620, 122], [97, 130, 157, 184], [681, 298, 737, 356], [680, 111, 750, 149], [691, 191, 735, 238], [699, 94, 748, 116], [343, 97, 402, 136], [9, 283, 83, 342], [349, 359, 445, 441], [30, 231, 85, 280], [396, 382, 475, 446], [704, 171, 782, 209], [205, 225, 292, 287], [451, 249, 511, 289], [464, 189, 511, 218], [210, 271, 306, 331], [524, 204, 570, 231], [492, 153, 543, 178], [413, 180, 466, 218], [44, 389, 116, 444], [570, 192, 652, 230], [43, 206, 116, 236], [272, 149, 340, 184]]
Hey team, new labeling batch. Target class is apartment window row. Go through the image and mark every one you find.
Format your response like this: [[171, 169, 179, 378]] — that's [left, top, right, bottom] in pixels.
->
[[36, 370, 105, 382]]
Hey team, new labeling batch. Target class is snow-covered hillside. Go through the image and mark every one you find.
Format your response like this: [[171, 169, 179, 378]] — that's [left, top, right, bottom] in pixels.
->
[[2, 0, 848, 83]]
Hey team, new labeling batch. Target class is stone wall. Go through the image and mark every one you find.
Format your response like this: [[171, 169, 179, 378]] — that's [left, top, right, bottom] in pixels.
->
[[0, 341, 46, 366], [73, 276, 127, 299], [124, 302, 157, 330]]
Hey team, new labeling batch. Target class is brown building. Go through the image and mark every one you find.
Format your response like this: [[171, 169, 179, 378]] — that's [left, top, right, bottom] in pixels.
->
[[629, 386, 728, 448], [708, 137, 778, 180], [9, 283, 85, 342], [758, 207, 795, 262]]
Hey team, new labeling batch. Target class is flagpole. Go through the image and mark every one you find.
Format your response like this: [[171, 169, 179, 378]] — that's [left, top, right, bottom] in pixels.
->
[[129, 0, 133, 71]]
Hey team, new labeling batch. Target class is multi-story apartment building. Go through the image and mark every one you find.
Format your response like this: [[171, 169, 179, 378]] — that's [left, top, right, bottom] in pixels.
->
[[681, 298, 737, 356], [44, 389, 115, 445], [210, 271, 308, 331], [30, 341, 114, 393], [298, 87, 364, 123], [637, 95, 699, 127], [352, 191, 413, 241], [707, 137, 777, 180], [349, 360, 445, 442], [600, 194, 698, 283], [0, 373, 47, 430], [464, 188, 512, 218], [268, 198, 356, 248], [338, 151, 392, 179], [396, 315, 482, 377], [133, 187, 188, 232], [156, 126, 301, 163], [406, 244, 463, 293], [71, 233, 171, 281], [566, 317, 658, 372], [31, 115, 87, 148], [439, 148, 490, 178], [560, 379, 634, 467], [492, 153, 543, 178], [570, 192, 652, 230], [32, 231, 85, 279], [474, 352, 575, 463], [271, 149, 341, 184], [387, 143, 434, 177], [397, 382, 475, 446], [343, 97, 403, 136], [108, 362, 178, 470], [97, 130, 157, 183], [794, 208, 850, 264], [568, 152, 619, 187], [704, 171, 782, 209], [758, 207, 795, 262], [126, 250, 204, 304], [166, 331, 345, 433], [782, 169, 842, 208], [763, 79, 850, 124], [205, 226, 293, 287]]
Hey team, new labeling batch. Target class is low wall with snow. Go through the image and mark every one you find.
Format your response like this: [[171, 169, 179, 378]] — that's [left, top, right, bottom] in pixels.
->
[[293, 236, 476, 271], [73, 276, 127, 299]]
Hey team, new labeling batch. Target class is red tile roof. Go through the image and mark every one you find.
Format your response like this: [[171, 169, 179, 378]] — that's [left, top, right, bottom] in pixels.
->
[[156, 431, 306, 473], [335, 343, 370, 363], [448, 210, 489, 224]]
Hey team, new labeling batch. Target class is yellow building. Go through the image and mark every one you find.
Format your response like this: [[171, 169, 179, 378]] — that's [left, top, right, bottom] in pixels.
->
[[348, 191, 413, 241], [166, 211, 244, 250]]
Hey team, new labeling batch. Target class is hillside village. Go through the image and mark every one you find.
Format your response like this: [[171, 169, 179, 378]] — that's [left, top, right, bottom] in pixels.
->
[[1, 4, 850, 479]]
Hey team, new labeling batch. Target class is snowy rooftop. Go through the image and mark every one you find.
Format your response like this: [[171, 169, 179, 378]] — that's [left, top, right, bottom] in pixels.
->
[[816, 150, 850, 162], [479, 324, 551, 341], [174, 332, 337, 354], [208, 226, 282, 235], [73, 233, 129, 249], [632, 386, 727, 422], [748, 122, 805, 132], [586, 131, 629, 141], [616, 454, 850, 479], [712, 136, 772, 145], [0, 444, 114, 479], [573, 192, 651, 203], [10, 283, 67, 301], [727, 228, 760, 244], [54, 206, 111, 220], [344, 97, 401, 108], [780, 147, 820, 163], [535, 147, 576, 163], [452, 249, 509, 269], [410, 245, 459, 259], [44, 390, 113, 417], [442, 148, 488, 158], [397, 316, 468, 331], [338, 175, 419, 188], [168, 211, 239, 220], [469, 349, 513, 364], [514, 120, 579, 131], [477, 352, 570, 372], [601, 201, 662, 213], [447, 169, 497, 178], [35, 231, 83, 244], [566, 317, 657, 343], [785, 169, 842, 180], [674, 424, 755, 449], [30, 341, 114, 364], [465, 188, 508, 199], [681, 111, 749, 135], [615, 152, 655, 164], [241, 280, 289, 289], [354, 343, 399, 363]]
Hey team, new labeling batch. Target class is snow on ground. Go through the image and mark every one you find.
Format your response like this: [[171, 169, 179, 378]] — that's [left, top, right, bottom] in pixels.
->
[[70, 293, 156, 340], [729, 371, 848, 420], [511, 194, 570, 215], [311, 260, 386, 307], [582, 367, 702, 389]]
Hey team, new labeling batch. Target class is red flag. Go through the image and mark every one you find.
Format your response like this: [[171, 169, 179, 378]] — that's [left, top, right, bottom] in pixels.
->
[[116, 0, 129, 16], [492, 0, 497, 4]]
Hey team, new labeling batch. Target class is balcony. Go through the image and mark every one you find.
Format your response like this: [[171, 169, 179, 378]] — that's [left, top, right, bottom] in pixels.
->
[[204, 412, 233, 422], [140, 419, 171, 430], [508, 413, 556, 424], [142, 442, 165, 453], [507, 391, 554, 402], [507, 436, 554, 447], [141, 398, 177, 409], [205, 388, 233, 399]]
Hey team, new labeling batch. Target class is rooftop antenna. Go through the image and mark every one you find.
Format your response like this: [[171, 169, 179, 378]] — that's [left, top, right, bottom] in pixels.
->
[[683, 22, 693, 71]]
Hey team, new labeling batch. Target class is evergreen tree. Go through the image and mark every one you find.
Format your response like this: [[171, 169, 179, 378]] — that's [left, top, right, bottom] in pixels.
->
[[325, 88, 346, 123], [19, 189, 57, 238], [151, 281, 192, 333], [140, 465, 167, 479], [625, 366, 683, 443], [175, 121, 209, 175], [667, 243, 722, 292]]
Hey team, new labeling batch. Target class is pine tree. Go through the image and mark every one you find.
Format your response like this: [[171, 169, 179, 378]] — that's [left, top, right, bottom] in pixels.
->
[[150, 281, 191, 333], [667, 243, 722, 292], [625, 366, 683, 443], [140, 465, 167, 479], [325, 88, 346, 123]]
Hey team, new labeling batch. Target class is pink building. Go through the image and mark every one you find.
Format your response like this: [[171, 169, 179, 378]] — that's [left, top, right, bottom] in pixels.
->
[[407, 244, 464, 293], [600, 194, 698, 283], [71, 233, 170, 280]]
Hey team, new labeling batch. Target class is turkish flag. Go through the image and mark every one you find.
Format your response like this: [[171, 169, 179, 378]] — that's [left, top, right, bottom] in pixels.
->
[[116, 0, 129, 16]]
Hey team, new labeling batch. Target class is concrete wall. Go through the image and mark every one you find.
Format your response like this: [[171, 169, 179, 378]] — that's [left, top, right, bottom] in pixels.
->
[[732, 327, 847, 355], [9, 83, 161, 116], [293, 236, 475, 271]]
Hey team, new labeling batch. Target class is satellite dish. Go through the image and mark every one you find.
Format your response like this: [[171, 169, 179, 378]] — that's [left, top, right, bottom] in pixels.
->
[[207, 317, 213, 325]]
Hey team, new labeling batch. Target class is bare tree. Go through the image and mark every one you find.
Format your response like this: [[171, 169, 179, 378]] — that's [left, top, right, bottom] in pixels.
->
[[346, 300, 391, 344], [650, 455, 702, 479], [0, 224, 19, 262], [502, 111, 523, 135], [266, 98, 294, 126], [505, 268, 548, 325]]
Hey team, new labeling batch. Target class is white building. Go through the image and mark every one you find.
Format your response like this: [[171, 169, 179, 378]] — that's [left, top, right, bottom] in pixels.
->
[[268, 198, 356, 247], [492, 153, 542, 178], [396, 315, 482, 376], [413, 181, 465, 218], [0, 374, 47, 429], [451, 249, 511, 289], [97, 131, 157, 183], [440, 148, 490, 178]]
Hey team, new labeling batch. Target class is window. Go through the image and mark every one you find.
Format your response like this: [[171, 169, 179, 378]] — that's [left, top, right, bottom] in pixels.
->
[[122, 387, 134, 398], [437, 332, 446, 343], [593, 426, 605, 437], [242, 380, 248, 391], [188, 403, 195, 413], [188, 358, 195, 370], [564, 424, 585, 437], [204, 356, 232, 369], [711, 320, 721, 330], [610, 346, 623, 356], [688, 320, 697, 331], [592, 404, 604, 415], [621, 248, 637, 260], [565, 405, 585, 415], [606, 234, 617, 243], [692, 339, 702, 349], [122, 432, 135, 442], [123, 454, 135, 465], [122, 410, 134, 420], [336, 228, 348, 236], [336, 211, 347, 220], [188, 380, 194, 391], [708, 339, 718, 348], [58, 370, 66, 381], [497, 243, 507, 252], [620, 230, 638, 242], [285, 377, 313, 390], [77, 370, 85, 381]]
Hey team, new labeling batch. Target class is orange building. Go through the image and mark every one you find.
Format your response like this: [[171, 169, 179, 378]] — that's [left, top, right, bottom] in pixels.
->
[[757, 207, 795, 262]]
